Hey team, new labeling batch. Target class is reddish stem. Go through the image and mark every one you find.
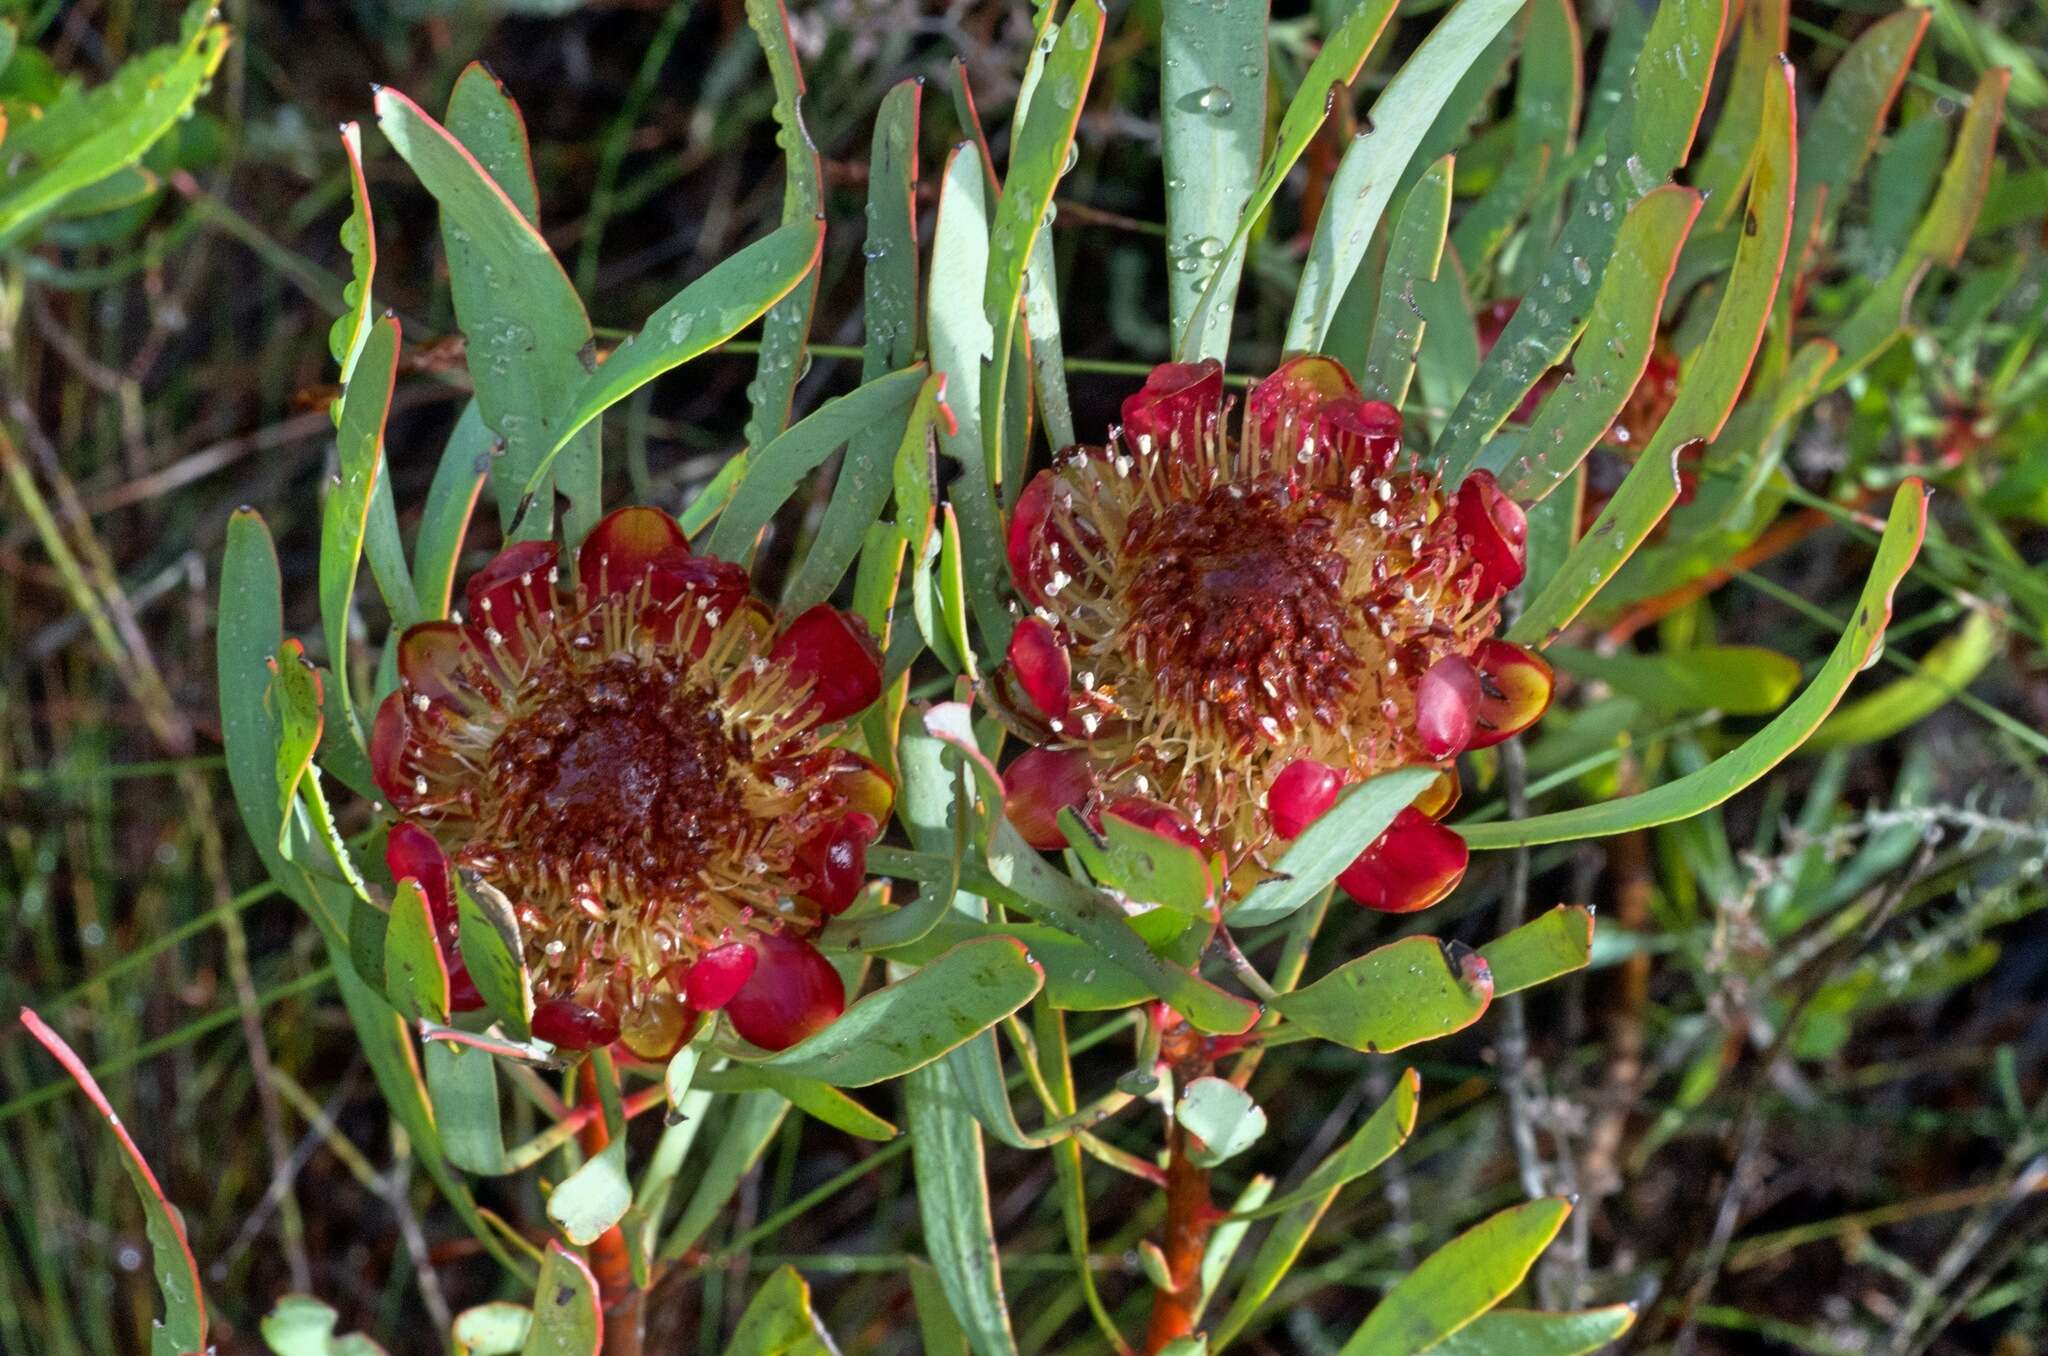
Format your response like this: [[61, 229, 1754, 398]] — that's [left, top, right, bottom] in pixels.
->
[[577, 1062, 645, 1356], [1145, 1024, 1217, 1353]]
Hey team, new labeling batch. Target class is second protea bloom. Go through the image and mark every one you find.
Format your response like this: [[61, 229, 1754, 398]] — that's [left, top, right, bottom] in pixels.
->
[[995, 356, 1552, 913], [371, 507, 888, 1054]]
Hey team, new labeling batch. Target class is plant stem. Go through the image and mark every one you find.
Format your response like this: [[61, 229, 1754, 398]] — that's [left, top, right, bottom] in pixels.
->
[[577, 1063, 645, 1356], [1145, 1024, 1216, 1353]]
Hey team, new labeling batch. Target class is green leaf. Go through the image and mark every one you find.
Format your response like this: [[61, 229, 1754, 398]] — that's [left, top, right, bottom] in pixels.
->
[[1790, 11, 1927, 264], [906, 1054, 1021, 1356], [1465, 482, 1928, 849], [657, 1090, 789, 1262], [457, 878, 533, 1040], [375, 80, 596, 540], [708, 365, 929, 564], [909, 1259, 973, 1356], [1210, 1070, 1422, 1347], [1689, 0, 1785, 233], [1286, 0, 1525, 353], [1340, 1198, 1573, 1354], [329, 122, 378, 384], [1545, 644, 1802, 716], [744, 936, 1042, 1084], [521, 1243, 602, 1356], [1360, 156, 1455, 408], [453, 1303, 533, 1355], [1804, 609, 1999, 753], [544, 219, 824, 476], [317, 316, 400, 746], [385, 878, 452, 1023], [1161, 0, 1267, 361], [1177, 1076, 1267, 1167], [1226, 768, 1439, 927], [1180, 0, 1401, 361], [730, 1265, 834, 1356], [267, 641, 324, 845], [412, 401, 492, 618], [1512, 57, 1794, 642], [1276, 936, 1492, 1053], [701, 1066, 899, 1141], [0, 16, 228, 248], [18, 1009, 208, 1356], [427, 1039, 507, 1176], [547, 1142, 630, 1247], [1496, 185, 1700, 504], [1435, 0, 1724, 481], [741, 0, 824, 451], [1479, 905, 1594, 997], [260, 1295, 388, 1356], [1420, 1306, 1636, 1355], [785, 78, 925, 613], [1061, 806, 1214, 914], [983, 0, 1103, 518]]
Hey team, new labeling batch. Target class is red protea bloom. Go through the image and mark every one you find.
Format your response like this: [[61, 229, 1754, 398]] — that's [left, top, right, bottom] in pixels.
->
[[370, 507, 888, 1054], [994, 356, 1553, 914]]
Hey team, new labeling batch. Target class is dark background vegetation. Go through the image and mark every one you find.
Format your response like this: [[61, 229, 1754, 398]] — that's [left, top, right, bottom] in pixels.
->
[[2, 0, 2045, 1352]]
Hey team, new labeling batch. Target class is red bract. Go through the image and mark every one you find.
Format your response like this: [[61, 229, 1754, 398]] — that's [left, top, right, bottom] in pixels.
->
[[1337, 808, 1470, 914], [383, 824, 484, 1013], [682, 942, 757, 1012], [724, 932, 845, 1052], [369, 505, 887, 1054], [992, 353, 1556, 915]]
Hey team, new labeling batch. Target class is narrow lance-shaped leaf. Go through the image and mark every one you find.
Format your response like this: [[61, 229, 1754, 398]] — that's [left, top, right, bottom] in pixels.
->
[[1479, 905, 1594, 996], [1359, 156, 1455, 407], [1513, 57, 1795, 642], [1287, 0, 1526, 352], [1423, 1305, 1639, 1355], [906, 1054, 1022, 1356], [330, 122, 378, 390], [1162, 0, 1268, 361], [18, 1009, 207, 1356], [1180, 0, 1402, 361], [1338, 1198, 1573, 1354], [1467, 481, 1928, 848], [1275, 935, 1493, 1053], [1225, 768, 1438, 927], [742, 0, 824, 449], [317, 316, 400, 748]]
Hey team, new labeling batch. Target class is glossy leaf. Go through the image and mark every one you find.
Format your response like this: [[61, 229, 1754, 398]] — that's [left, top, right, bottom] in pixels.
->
[[1479, 905, 1594, 997], [317, 316, 400, 743], [702, 1065, 899, 1141], [457, 878, 533, 1040], [1789, 10, 1927, 267], [1339, 1198, 1572, 1354], [730, 1265, 834, 1356], [385, 878, 452, 1024], [745, 936, 1042, 1085], [1436, 0, 1725, 480], [786, 78, 924, 613], [453, 1304, 533, 1355], [521, 1243, 602, 1356], [1466, 482, 1927, 848], [1177, 1076, 1268, 1167], [1546, 644, 1802, 715], [741, 0, 824, 450], [412, 401, 492, 619], [1287, 0, 1526, 352], [18, 1008, 207, 1356], [906, 1053, 1022, 1356], [375, 80, 595, 540], [1422, 1305, 1639, 1354], [1360, 156, 1455, 407], [1161, 0, 1267, 360], [548, 1143, 630, 1247], [1180, 0, 1401, 360], [1210, 1070, 1422, 1347], [426, 1038, 507, 1176], [1512, 57, 1794, 642], [982, 1, 1103, 509], [1276, 936, 1492, 1053], [708, 365, 928, 563], [1498, 185, 1700, 504], [544, 219, 824, 473], [1226, 768, 1440, 927], [1060, 807, 1214, 914]]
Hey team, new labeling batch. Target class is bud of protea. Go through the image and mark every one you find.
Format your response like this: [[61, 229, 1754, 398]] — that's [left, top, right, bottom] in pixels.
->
[[370, 507, 888, 1054], [992, 356, 1553, 914]]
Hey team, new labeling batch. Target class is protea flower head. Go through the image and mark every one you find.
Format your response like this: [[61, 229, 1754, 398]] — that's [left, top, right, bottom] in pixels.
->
[[370, 507, 889, 1054], [993, 356, 1553, 913]]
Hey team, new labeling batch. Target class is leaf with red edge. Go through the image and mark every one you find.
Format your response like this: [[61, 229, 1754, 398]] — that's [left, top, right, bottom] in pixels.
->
[[386, 878, 453, 1024], [1479, 905, 1595, 997], [521, 1242, 603, 1356], [1467, 482, 1929, 849], [267, 640, 323, 845], [18, 1008, 207, 1356]]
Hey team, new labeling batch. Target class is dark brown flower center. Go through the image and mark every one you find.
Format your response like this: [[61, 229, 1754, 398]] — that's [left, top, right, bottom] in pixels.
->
[[1118, 478, 1358, 745], [478, 654, 752, 899]]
